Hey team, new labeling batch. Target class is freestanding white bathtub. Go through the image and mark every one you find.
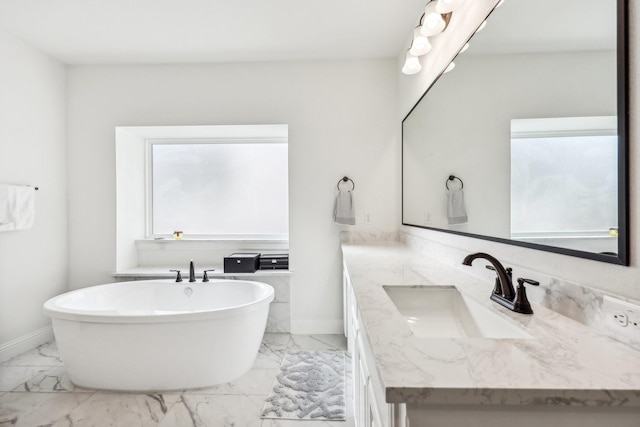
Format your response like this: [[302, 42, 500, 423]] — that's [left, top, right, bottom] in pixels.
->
[[43, 279, 274, 391]]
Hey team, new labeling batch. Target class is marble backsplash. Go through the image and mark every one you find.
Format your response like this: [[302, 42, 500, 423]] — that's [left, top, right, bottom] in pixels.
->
[[340, 231, 400, 244], [400, 230, 640, 350]]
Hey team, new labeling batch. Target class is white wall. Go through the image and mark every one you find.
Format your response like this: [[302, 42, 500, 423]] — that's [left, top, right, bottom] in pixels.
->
[[66, 60, 399, 333], [0, 29, 67, 353], [397, 3, 640, 302]]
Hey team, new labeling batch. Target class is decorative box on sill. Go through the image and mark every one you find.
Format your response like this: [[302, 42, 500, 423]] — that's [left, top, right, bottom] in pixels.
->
[[224, 253, 260, 273], [259, 254, 289, 270]]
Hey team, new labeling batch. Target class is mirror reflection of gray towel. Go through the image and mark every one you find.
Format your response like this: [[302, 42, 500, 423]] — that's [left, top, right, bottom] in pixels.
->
[[334, 191, 355, 225], [447, 188, 468, 225]]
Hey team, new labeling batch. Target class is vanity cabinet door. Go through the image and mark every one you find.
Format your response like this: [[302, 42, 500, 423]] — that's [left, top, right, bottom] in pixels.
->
[[343, 268, 350, 339], [357, 332, 387, 427], [352, 313, 365, 426], [367, 380, 384, 427], [350, 291, 371, 427], [344, 267, 358, 356], [357, 354, 370, 427], [345, 265, 391, 427]]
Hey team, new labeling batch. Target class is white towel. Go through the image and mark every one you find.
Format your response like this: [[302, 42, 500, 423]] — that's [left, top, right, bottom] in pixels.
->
[[0, 185, 11, 229], [334, 191, 356, 225], [0, 184, 36, 231], [447, 188, 468, 225]]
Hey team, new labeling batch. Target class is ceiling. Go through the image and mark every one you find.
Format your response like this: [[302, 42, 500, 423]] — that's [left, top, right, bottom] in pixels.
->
[[0, 0, 426, 65]]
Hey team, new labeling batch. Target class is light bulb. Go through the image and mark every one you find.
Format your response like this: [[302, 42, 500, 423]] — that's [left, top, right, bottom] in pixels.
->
[[402, 52, 422, 75], [436, 0, 465, 14], [459, 43, 469, 53], [476, 20, 487, 32], [420, 2, 446, 37], [496, 0, 506, 7], [444, 62, 455, 73], [409, 28, 432, 56]]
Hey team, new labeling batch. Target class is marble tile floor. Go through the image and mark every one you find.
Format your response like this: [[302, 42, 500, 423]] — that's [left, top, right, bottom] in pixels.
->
[[0, 333, 354, 427]]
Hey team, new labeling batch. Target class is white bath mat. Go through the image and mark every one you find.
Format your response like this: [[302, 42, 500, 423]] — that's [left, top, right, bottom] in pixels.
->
[[261, 350, 346, 421]]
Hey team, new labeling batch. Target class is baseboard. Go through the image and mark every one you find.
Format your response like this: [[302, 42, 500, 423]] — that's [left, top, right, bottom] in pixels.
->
[[291, 319, 344, 335], [0, 325, 54, 363]]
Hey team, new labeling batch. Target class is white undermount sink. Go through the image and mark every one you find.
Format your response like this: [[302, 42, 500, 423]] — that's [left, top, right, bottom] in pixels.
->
[[384, 286, 534, 339]]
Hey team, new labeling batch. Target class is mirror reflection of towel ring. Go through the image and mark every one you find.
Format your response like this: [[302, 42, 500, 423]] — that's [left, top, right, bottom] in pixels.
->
[[446, 175, 463, 190], [337, 176, 355, 191]]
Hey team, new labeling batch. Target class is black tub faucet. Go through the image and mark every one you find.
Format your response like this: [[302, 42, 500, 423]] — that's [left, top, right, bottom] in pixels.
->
[[462, 252, 539, 314], [189, 260, 196, 283], [202, 269, 216, 282], [170, 269, 183, 282]]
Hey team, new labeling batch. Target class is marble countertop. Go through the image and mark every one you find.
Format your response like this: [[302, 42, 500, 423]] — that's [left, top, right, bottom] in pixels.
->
[[342, 241, 640, 406]]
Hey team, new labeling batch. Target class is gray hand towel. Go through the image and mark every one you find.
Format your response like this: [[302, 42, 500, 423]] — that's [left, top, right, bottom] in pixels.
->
[[334, 191, 356, 225], [447, 188, 468, 225]]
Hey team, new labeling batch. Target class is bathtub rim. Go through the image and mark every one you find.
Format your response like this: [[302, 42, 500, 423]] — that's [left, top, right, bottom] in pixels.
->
[[43, 279, 274, 324]]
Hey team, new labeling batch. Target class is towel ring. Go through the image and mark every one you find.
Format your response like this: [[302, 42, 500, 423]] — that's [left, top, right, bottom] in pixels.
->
[[337, 176, 355, 191], [446, 175, 463, 190]]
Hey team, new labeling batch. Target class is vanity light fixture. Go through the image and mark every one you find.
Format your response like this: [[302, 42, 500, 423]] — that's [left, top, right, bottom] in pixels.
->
[[402, 0, 448, 75], [402, 51, 422, 75], [410, 27, 432, 56], [435, 0, 465, 14], [421, 1, 447, 37], [402, 0, 475, 76]]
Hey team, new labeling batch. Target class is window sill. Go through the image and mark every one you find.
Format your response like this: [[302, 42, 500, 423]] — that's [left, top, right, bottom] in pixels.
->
[[112, 267, 292, 280], [135, 238, 289, 251]]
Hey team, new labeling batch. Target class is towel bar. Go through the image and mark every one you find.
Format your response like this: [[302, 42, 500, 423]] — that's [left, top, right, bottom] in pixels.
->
[[2, 184, 38, 190], [337, 176, 355, 191], [446, 175, 463, 190]]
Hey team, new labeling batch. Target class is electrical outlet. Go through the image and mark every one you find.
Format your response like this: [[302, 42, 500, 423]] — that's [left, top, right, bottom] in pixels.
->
[[424, 212, 431, 225], [603, 296, 640, 343], [364, 212, 372, 225], [613, 311, 628, 326]]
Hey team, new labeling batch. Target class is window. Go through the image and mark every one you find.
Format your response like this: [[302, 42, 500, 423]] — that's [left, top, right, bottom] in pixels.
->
[[147, 131, 288, 240]]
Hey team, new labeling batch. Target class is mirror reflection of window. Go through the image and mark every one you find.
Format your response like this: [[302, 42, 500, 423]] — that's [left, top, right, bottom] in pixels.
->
[[510, 117, 617, 254]]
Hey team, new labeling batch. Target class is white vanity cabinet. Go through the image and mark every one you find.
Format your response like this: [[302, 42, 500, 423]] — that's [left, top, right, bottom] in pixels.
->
[[344, 265, 403, 427]]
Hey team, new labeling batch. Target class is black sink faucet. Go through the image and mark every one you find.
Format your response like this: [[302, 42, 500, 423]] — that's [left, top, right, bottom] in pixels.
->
[[462, 252, 514, 299], [462, 252, 539, 314]]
